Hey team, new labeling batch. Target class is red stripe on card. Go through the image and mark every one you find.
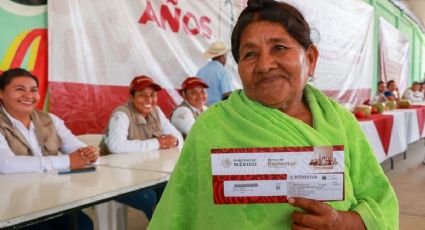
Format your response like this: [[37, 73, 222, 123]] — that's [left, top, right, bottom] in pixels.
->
[[213, 174, 287, 181], [333, 145, 344, 151], [214, 195, 288, 204], [211, 145, 344, 154]]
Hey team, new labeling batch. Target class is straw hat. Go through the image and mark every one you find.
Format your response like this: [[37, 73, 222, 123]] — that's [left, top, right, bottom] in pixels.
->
[[202, 41, 230, 59]]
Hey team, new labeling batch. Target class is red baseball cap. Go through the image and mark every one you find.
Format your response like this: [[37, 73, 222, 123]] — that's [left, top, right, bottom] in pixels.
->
[[129, 75, 162, 92], [181, 77, 209, 91]]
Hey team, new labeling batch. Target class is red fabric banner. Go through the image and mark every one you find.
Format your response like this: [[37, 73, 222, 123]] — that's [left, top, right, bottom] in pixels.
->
[[357, 114, 394, 155]]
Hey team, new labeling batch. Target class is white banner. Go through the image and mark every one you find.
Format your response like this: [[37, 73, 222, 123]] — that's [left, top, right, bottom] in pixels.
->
[[283, 0, 374, 105], [379, 17, 410, 94], [48, 0, 244, 134], [49, 0, 374, 134]]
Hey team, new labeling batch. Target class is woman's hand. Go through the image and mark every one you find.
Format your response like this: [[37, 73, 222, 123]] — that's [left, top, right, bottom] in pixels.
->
[[69, 146, 99, 169], [78, 146, 99, 163], [157, 135, 178, 149], [289, 197, 366, 230]]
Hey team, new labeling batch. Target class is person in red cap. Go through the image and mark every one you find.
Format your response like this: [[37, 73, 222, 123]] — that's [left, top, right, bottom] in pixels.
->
[[99, 75, 183, 221], [171, 77, 209, 137]]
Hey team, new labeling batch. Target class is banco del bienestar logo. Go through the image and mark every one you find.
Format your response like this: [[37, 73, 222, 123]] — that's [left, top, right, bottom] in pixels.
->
[[138, 0, 211, 39]]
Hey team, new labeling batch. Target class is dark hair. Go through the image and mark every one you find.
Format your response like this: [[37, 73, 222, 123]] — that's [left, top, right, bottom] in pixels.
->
[[231, 0, 313, 63], [212, 56, 222, 61], [386, 80, 395, 88], [0, 68, 39, 90], [130, 90, 136, 96], [377, 81, 384, 85]]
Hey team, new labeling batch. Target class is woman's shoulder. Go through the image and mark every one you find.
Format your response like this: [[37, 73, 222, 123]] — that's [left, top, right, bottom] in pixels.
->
[[196, 93, 238, 118], [33, 110, 59, 123], [306, 85, 356, 122], [112, 103, 131, 113], [191, 91, 249, 131], [171, 105, 192, 116]]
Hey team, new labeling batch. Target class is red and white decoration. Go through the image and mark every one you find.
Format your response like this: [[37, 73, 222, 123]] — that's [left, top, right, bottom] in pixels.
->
[[49, 0, 374, 134]]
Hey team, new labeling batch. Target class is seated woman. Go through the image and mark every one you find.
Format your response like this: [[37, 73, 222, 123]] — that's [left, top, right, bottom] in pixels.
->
[[171, 77, 209, 137], [371, 80, 386, 104], [384, 80, 399, 101], [100, 75, 183, 154], [0, 68, 96, 229], [100, 75, 183, 220], [402, 81, 423, 102], [149, 1, 398, 229]]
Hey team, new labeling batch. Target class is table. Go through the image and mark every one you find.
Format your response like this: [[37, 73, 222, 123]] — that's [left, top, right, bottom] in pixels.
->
[[358, 107, 425, 164], [0, 166, 168, 228], [359, 120, 387, 163], [99, 147, 181, 174]]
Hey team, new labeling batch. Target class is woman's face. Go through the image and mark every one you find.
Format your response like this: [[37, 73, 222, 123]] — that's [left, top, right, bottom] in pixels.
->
[[0, 76, 39, 116], [412, 84, 420, 92], [238, 21, 318, 110], [378, 83, 385, 92], [388, 82, 397, 92], [183, 86, 207, 110], [130, 86, 157, 117]]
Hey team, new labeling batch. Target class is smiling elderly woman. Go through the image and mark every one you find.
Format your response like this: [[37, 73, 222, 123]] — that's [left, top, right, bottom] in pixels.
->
[[149, 0, 398, 229]]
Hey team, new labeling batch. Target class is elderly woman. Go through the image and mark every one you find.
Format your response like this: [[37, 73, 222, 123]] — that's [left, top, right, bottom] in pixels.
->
[[100, 75, 183, 221], [171, 77, 209, 137], [0, 68, 96, 229], [148, 0, 398, 229]]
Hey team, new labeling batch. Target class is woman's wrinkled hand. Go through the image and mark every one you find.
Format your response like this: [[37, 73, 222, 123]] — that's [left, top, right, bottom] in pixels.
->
[[289, 197, 366, 230]]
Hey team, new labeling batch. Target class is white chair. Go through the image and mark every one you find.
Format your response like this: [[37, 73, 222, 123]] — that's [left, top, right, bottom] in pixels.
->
[[77, 134, 128, 230]]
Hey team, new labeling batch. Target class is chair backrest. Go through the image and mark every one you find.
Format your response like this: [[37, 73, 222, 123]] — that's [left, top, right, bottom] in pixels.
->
[[77, 134, 103, 146]]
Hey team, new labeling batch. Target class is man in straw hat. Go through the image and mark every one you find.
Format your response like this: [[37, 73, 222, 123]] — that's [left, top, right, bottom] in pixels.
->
[[196, 41, 234, 105]]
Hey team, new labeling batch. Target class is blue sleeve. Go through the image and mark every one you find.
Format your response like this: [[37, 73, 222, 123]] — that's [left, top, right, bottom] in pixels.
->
[[219, 68, 233, 94], [383, 91, 392, 97]]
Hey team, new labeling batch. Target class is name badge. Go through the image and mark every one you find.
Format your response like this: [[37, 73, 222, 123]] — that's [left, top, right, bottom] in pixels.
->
[[211, 146, 344, 204]]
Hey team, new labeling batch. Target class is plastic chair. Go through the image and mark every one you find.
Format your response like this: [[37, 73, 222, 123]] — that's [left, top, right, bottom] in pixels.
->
[[77, 134, 128, 230], [94, 201, 127, 230]]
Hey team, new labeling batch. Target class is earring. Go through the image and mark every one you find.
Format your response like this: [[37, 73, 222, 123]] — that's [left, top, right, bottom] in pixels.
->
[[308, 76, 315, 84]]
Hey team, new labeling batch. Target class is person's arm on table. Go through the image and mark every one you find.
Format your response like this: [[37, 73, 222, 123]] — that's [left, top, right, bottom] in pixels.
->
[[107, 112, 160, 153], [0, 133, 69, 173], [157, 107, 184, 149]]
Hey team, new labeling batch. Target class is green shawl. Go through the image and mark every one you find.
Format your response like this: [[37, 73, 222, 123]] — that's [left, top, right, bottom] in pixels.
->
[[149, 85, 398, 230]]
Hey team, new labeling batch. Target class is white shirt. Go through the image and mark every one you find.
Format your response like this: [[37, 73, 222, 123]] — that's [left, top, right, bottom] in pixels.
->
[[171, 102, 208, 135], [371, 92, 386, 104], [0, 110, 86, 174], [403, 89, 424, 102], [105, 106, 183, 154]]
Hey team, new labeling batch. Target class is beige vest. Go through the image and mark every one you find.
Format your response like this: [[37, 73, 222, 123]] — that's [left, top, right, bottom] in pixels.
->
[[170, 100, 201, 119], [0, 108, 62, 156], [100, 102, 162, 155]]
